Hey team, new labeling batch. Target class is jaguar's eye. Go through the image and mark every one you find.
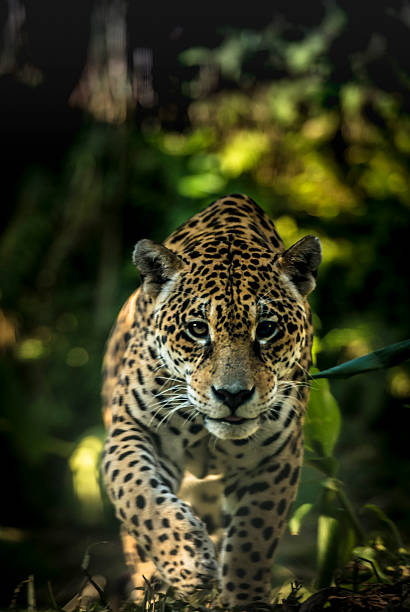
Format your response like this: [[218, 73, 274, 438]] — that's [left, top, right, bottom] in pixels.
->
[[256, 320, 278, 342], [186, 321, 209, 340]]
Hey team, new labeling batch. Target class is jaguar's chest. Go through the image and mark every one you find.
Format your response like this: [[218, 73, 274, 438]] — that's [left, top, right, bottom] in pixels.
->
[[153, 409, 302, 480]]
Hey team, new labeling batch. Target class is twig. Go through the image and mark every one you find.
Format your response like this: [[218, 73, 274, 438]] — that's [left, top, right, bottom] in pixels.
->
[[356, 556, 382, 583], [335, 485, 367, 544], [47, 580, 59, 611], [82, 568, 112, 611], [9, 578, 29, 610], [27, 575, 36, 612]]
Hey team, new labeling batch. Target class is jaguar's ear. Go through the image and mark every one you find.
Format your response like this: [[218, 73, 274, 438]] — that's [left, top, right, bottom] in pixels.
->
[[133, 239, 182, 297], [279, 235, 322, 296]]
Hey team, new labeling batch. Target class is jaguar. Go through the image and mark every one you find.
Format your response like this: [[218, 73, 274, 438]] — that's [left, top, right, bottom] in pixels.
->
[[101, 194, 321, 606]]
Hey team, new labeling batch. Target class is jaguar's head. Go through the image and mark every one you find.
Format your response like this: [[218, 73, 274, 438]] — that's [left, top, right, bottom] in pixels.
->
[[133, 233, 321, 440]]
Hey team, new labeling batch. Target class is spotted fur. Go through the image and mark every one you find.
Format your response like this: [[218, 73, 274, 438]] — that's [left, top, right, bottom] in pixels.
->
[[102, 195, 321, 606]]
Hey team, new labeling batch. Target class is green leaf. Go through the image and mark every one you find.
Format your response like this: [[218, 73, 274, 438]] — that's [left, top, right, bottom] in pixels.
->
[[353, 546, 391, 583], [362, 504, 404, 550], [312, 339, 410, 379], [289, 503, 314, 535], [305, 377, 341, 457], [338, 525, 356, 567], [305, 455, 339, 477], [316, 514, 340, 588]]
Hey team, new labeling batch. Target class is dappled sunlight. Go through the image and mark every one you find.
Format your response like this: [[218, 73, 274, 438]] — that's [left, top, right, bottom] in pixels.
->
[[66, 347, 89, 368], [219, 130, 270, 177], [301, 112, 339, 142], [274, 215, 299, 245], [268, 78, 323, 125], [69, 435, 104, 522], [177, 172, 226, 199], [316, 236, 353, 265], [16, 338, 45, 360], [388, 368, 410, 399], [321, 326, 373, 356], [150, 128, 215, 156], [278, 152, 358, 217], [359, 152, 409, 201]]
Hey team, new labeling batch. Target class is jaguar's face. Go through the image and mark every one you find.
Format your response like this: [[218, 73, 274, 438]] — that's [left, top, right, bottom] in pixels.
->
[[133, 232, 320, 440], [152, 256, 310, 440], [183, 302, 308, 440]]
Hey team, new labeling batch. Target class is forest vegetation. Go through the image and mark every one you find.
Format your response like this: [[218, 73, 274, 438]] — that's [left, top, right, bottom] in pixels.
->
[[0, 1, 409, 609]]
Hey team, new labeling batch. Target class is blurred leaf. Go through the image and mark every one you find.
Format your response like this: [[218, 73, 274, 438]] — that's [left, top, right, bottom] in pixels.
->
[[338, 525, 356, 568], [362, 504, 404, 550], [179, 47, 212, 66], [178, 173, 226, 198], [305, 377, 341, 457], [289, 503, 314, 535], [316, 513, 340, 588], [315, 480, 360, 589], [353, 546, 390, 583], [313, 339, 410, 379], [305, 455, 339, 477], [219, 130, 270, 177], [326, 479, 366, 544]]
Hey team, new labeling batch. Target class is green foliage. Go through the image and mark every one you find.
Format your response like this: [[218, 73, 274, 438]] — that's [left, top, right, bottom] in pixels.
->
[[362, 505, 404, 551], [313, 340, 410, 380], [287, 339, 410, 590], [304, 377, 341, 459]]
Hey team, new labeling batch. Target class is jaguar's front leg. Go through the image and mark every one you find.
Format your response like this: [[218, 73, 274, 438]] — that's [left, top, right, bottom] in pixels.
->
[[102, 412, 218, 596], [120, 525, 158, 598], [219, 440, 303, 606]]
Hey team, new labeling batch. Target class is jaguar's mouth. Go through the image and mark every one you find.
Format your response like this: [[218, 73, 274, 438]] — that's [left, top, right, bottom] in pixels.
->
[[204, 414, 260, 439], [207, 415, 256, 425]]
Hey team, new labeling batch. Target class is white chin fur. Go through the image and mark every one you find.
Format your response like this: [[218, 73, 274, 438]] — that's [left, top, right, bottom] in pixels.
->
[[204, 417, 260, 440]]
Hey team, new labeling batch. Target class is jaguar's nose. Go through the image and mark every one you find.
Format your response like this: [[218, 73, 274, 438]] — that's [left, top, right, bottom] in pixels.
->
[[211, 386, 255, 411]]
